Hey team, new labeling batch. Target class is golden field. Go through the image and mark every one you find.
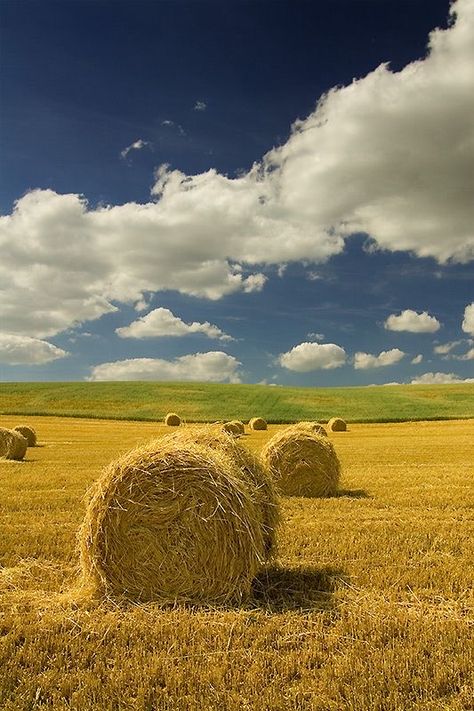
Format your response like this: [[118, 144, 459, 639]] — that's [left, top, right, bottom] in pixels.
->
[[0, 415, 473, 711]]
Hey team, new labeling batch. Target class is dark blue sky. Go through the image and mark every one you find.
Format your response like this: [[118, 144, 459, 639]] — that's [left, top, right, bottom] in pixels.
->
[[1, 0, 473, 384]]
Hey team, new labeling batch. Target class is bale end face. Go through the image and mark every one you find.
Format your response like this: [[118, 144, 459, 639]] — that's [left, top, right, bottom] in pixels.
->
[[249, 417, 267, 431], [261, 425, 340, 498], [164, 413, 181, 426], [13, 425, 37, 447], [0, 428, 28, 460], [328, 417, 347, 432], [222, 421, 242, 437], [79, 438, 270, 604]]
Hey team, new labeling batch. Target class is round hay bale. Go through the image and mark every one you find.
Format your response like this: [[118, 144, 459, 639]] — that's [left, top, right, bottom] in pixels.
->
[[296, 421, 328, 437], [230, 420, 245, 435], [0, 428, 27, 460], [164, 412, 181, 427], [79, 438, 267, 604], [328, 417, 347, 432], [164, 426, 280, 559], [222, 421, 242, 437], [249, 417, 267, 431], [13, 425, 37, 447], [261, 426, 340, 497]]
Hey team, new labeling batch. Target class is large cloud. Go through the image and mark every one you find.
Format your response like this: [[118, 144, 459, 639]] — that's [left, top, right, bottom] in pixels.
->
[[384, 310, 441, 333], [354, 348, 405, 369], [279, 342, 347, 371], [0, 333, 68, 365], [462, 303, 474, 335], [1, 0, 473, 340], [88, 351, 241, 382], [116, 307, 233, 341]]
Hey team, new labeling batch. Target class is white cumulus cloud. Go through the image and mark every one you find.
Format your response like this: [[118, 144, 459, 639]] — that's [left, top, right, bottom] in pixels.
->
[[1, 0, 473, 340], [279, 342, 347, 372], [434, 340, 464, 354], [116, 307, 233, 341], [88, 351, 241, 382], [354, 348, 405, 369], [384, 310, 441, 333], [462, 303, 474, 335], [411, 354, 423, 364], [0, 333, 69, 365]]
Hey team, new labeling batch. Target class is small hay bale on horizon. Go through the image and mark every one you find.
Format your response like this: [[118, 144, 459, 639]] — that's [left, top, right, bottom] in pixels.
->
[[296, 421, 328, 437], [0, 427, 28, 461], [230, 420, 245, 435], [249, 417, 267, 431], [165, 425, 280, 559], [79, 436, 271, 604], [261, 425, 340, 498], [222, 421, 242, 437], [164, 412, 181, 426], [328, 417, 347, 432], [13, 425, 37, 447]]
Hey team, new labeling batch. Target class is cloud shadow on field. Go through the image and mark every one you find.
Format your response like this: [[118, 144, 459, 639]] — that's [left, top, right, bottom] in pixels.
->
[[250, 564, 348, 613]]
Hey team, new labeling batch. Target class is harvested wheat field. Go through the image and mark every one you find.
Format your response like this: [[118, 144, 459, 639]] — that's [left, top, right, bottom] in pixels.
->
[[1, 414, 473, 711]]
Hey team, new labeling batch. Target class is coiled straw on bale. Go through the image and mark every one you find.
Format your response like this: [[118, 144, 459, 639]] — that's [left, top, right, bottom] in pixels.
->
[[261, 426, 341, 497], [13, 425, 37, 447], [328, 417, 347, 432], [0, 427, 28, 460], [164, 412, 181, 426], [165, 426, 280, 558], [249, 417, 267, 431], [296, 421, 328, 437], [79, 436, 271, 604]]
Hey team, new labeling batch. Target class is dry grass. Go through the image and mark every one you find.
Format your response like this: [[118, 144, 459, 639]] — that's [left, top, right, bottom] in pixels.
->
[[0, 415, 473, 710]]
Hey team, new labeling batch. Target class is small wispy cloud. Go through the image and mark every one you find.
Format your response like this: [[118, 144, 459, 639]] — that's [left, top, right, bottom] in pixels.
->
[[194, 100, 207, 111], [120, 139, 151, 160], [161, 120, 186, 136]]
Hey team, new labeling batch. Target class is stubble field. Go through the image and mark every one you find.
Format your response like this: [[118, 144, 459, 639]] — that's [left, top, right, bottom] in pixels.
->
[[1, 415, 473, 710]]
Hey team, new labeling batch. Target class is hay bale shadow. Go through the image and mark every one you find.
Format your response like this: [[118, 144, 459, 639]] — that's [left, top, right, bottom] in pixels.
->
[[335, 488, 371, 499], [250, 564, 347, 613]]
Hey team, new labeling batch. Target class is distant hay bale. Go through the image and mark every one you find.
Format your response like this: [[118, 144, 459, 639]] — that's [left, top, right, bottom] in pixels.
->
[[13, 425, 37, 447], [222, 421, 242, 437], [261, 425, 340, 497], [0, 428, 28, 461], [249, 417, 267, 431], [164, 412, 181, 426], [165, 425, 280, 558], [79, 437, 269, 604], [230, 420, 245, 435], [328, 417, 347, 432], [296, 421, 328, 437]]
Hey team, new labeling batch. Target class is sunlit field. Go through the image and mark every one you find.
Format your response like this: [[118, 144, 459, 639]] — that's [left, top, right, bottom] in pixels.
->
[[1, 415, 473, 710]]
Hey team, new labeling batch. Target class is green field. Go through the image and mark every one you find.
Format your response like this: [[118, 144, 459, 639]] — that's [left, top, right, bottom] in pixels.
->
[[1, 381, 473, 423], [1, 416, 473, 710]]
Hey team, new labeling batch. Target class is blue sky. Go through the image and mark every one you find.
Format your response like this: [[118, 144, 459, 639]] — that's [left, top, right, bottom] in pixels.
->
[[0, 0, 473, 385]]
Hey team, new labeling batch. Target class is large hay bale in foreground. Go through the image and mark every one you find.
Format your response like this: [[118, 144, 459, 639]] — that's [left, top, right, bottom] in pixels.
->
[[261, 426, 341, 497], [79, 438, 267, 604], [165, 426, 280, 558], [249, 417, 267, 431], [13, 425, 37, 447], [164, 412, 181, 426], [296, 421, 328, 437], [0, 428, 28, 460], [328, 417, 347, 432]]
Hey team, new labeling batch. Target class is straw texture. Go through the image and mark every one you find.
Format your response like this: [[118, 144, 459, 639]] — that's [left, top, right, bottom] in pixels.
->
[[79, 437, 268, 604], [261, 426, 340, 497], [164, 413, 181, 426], [13, 425, 37, 447], [249, 417, 267, 431], [328, 417, 347, 432]]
